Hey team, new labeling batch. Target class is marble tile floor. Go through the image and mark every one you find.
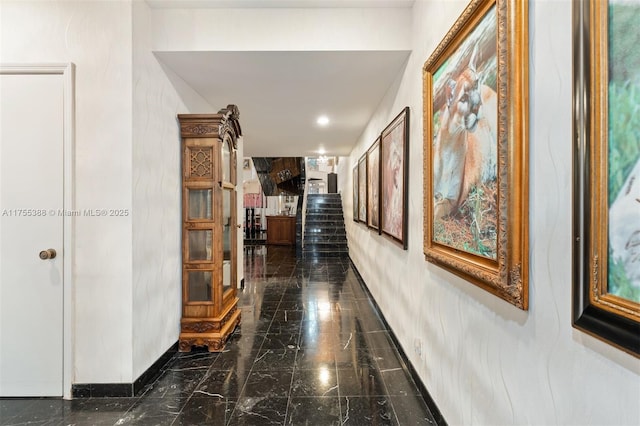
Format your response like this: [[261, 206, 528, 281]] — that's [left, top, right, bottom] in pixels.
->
[[1, 245, 439, 426]]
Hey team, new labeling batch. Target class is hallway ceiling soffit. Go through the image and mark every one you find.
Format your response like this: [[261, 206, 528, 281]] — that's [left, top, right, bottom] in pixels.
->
[[155, 50, 411, 157], [146, 0, 415, 9]]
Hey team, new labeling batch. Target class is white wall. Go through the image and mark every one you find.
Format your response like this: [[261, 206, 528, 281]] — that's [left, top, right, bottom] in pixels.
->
[[131, 0, 215, 380], [133, 1, 251, 378], [151, 7, 411, 51], [339, 1, 640, 424], [0, 0, 220, 385], [0, 0, 135, 383]]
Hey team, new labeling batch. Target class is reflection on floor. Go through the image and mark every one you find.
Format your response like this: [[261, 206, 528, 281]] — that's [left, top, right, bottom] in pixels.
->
[[0, 245, 440, 425]]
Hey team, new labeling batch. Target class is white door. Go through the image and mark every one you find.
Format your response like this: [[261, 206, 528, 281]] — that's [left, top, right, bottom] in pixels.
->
[[0, 72, 64, 396]]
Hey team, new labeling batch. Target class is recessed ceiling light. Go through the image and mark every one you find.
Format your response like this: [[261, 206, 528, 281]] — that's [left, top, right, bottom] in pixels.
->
[[318, 147, 326, 155], [316, 115, 330, 126]]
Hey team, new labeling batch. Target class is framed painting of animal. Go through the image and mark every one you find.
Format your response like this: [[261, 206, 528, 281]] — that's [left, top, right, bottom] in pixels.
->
[[573, 0, 640, 356], [353, 165, 358, 222], [358, 154, 367, 223], [381, 107, 410, 249], [422, 0, 528, 309], [367, 137, 381, 232]]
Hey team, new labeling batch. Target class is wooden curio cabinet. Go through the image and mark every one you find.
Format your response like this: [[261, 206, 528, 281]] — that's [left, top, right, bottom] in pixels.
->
[[177, 105, 242, 352]]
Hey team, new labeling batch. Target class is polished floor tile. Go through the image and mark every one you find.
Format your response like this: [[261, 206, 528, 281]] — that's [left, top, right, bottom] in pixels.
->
[[0, 245, 438, 426]]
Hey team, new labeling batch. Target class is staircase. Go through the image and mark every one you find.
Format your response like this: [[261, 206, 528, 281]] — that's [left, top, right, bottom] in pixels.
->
[[303, 193, 349, 258]]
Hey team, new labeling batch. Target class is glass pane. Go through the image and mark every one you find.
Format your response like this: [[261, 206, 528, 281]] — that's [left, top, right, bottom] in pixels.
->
[[188, 271, 212, 302], [221, 139, 231, 183], [223, 260, 231, 292], [188, 230, 212, 261], [188, 189, 212, 220], [222, 189, 232, 292]]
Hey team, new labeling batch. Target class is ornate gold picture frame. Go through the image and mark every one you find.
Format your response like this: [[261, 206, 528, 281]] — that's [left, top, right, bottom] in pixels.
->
[[423, 0, 528, 309], [573, 0, 640, 356]]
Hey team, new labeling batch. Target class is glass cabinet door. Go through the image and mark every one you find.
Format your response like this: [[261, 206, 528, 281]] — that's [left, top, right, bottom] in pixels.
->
[[220, 134, 236, 296], [221, 137, 231, 183], [222, 188, 235, 294]]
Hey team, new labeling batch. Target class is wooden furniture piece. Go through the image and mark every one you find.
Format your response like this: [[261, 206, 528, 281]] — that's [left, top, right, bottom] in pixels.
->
[[266, 215, 296, 245], [177, 106, 242, 352]]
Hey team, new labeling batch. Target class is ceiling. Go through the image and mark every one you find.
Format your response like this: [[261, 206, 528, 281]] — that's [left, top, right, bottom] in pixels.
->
[[156, 50, 411, 156], [147, 0, 415, 9]]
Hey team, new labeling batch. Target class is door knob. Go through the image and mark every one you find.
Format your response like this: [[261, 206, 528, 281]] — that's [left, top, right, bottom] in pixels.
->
[[39, 249, 57, 260], [237, 224, 242, 228]]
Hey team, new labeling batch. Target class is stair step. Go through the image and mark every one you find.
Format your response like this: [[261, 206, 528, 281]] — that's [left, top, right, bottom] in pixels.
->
[[304, 225, 345, 232], [305, 223, 345, 230], [304, 243, 348, 249], [302, 248, 350, 257], [304, 238, 348, 245], [306, 203, 343, 210], [305, 245, 349, 253], [306, 200, 342, 203], [303, 244, 349, 251], [305, 211, 342, 216], [304, 235, 348, 243], [306, 206, 343, 212], [305, 213, 344, 221], [305, 211, 342, 215]]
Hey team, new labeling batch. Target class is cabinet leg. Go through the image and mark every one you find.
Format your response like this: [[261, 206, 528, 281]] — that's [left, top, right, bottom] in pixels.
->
[[178, 340, 193, 352], [205, 339, 224, 352]]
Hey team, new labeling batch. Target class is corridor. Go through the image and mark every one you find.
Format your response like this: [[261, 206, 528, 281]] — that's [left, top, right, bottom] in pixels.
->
[[0, 246, 440, 425]]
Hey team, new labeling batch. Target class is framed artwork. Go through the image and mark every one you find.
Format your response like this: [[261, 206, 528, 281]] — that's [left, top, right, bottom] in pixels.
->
[[308, 158, 319, 171], [352, 165, 358, 222], [367, 137, 381, 232], [422, 0, 528, 309], [573, 0, 640, 355], [243, 158, 250, 170], [358, 154, 367, 223], [381, 107, 409, 249]]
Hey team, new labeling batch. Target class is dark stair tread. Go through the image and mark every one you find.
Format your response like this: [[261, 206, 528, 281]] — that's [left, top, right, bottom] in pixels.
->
[[304, 247, 348, 252], [304, 240, 348, 246], [303, 239, 347, 243], [306, 207, 344, 211], [304, 229, 346, 235]]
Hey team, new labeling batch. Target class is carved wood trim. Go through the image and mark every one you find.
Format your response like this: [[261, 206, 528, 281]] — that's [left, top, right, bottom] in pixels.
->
[[181, 124, 218, 137], [181, 321, 220, 333]]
